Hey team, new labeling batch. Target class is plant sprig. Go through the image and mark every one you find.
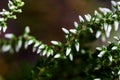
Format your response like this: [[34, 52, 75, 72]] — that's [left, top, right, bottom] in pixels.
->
[[0, 0, 24, 33]]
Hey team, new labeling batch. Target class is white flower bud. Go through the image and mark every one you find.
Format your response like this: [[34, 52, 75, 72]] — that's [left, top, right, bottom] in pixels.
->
[[15, 39, 22, 52], [34, 41, 40, 47], [117, 6, 120, 10], [94, 78, 101, 80], [118, 70, 120, 75], [107, 25, 112, 32], [81, 49, 85, 54], [66, 47, 71, 56], [62, 27, 69, 34], [74, 21, 79, 28], [9, 5, 16, 10], [37, 49, 41, 54], [99, 7, 112, 15], [25, 26, 30, 33], [69, 54, 73, 61], [0, 18, 4, 22], [0, 26, 2, 31], [96, 47, 102, 51], [42, 50, 47, 56], [51, 41, 59, 45], [112, 14, 117, 18], [79, 15, 84, 22], [3, 26, 7, 32], [107, 41, 112, 44], [18, 2, 24, 7], [96, 31, 101, 38], [117, 2, 120, 5], [108, 55, 112, 62], [111, 1, 117, 6], [49, 49, 54, 55], [106, 31, 110, 38], [69, 29, 77, 34], [54, 54, 61, 58], [112, 71, 115, 74], [5, 33, 15, 39], [75, 42, 80, 52], [0, 9, 10, 15], [27, 40, 34, 45], [2, 45, 11, 52], [89, 28, 93, 33], [47, 51, 51, 57], [111, 46, 117, 50], [118, 41, 120, 44], [98, 51, 106, 58], [3, 11, 10, 15], [114, 20, 119, 31], [101, 35, 106, 42], [32, 47, 37, 52], [114, 36, 119, 40], [85, 14, 91, 22], [24, 41, 28, 49], [38, 44, 45, 49], [94, 10, 99, 15], [103, 23, 108, 31]]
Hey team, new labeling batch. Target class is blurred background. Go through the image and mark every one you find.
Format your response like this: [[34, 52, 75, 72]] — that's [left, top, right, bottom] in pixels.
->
[[0, 0, 117, 79]]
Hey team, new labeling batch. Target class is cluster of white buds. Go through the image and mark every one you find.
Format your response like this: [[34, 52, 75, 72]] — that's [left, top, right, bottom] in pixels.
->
[[85, 14, 92, 22], [0, 0, 24, 33], [1, 0, 120, 63], [59, 0, 120, 60], [0, 9, 11, 16], [114, 36, 120, 45], [96, 45, 107, 58], [94, 1, 120, 41], [8, 0, 24, 10], [1, 0, 120, 79], [99, 7, 112, 15], [0, 26, 54, 58], [60, 0, 120, 43], [80, 1, 120, 42], [21, 29, 55, 57], [96, 35, 120, 66]]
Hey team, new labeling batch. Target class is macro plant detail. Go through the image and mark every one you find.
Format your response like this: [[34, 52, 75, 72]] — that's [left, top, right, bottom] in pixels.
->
[[1, 0, 120, 80]]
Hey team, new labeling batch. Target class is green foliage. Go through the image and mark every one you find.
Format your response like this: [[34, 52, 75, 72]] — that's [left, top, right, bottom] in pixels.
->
[[1, 0, 120, 80]]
